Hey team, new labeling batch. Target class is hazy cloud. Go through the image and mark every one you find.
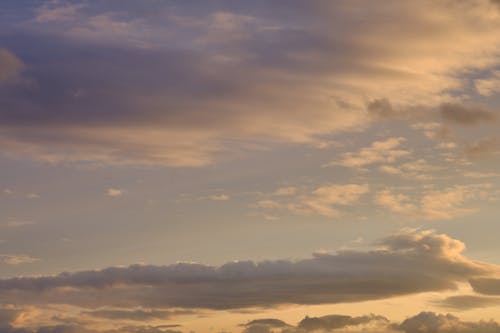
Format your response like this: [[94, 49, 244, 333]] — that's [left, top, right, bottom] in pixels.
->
[[2, 1, 500, 166], [439, 103, 497, 126], [0, 48, 23, 82], [437, 295, 500, 310]]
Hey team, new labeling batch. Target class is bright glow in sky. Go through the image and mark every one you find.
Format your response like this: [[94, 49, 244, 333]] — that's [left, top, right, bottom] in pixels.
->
[[2, 1, 500, 333]]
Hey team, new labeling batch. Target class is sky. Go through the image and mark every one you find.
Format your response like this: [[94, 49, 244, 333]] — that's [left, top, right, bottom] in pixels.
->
[[2, 0, 500, 332]]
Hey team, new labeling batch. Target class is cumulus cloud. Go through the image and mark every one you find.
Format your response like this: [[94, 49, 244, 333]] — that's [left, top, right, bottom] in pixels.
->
[[298, 314, 388, 332], [242, 312, 500, 333], [396, 311, 500, 333], [0, 229, 495, 310]]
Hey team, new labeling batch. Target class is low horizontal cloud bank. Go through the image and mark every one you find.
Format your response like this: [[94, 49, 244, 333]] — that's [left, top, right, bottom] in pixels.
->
[[241, 312, 500, 333], [82, 309, 193, 321], [437, 295, 500, 310], [1, 1, 500, 166], [0, 229, 496, 310], [0, 324, 182, 333], [396, 312, 500, 333], [242, 312, 500, 333]]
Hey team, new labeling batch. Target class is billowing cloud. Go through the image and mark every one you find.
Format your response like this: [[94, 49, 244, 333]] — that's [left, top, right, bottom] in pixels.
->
[[0, 229, 495, 310], [397, 311, 500, 333], [297, 314, 388, 332]]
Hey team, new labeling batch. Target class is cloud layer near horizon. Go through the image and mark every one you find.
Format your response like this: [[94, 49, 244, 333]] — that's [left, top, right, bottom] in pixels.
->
[[0, 229, 496, 310]]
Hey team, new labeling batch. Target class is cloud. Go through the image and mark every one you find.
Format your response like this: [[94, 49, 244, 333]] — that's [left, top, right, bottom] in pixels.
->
[[437, 295, 500, 310], [326, 138, 410, 169], [208, 194, 230, 201], [0, 324, 183, 333], [375, 184, 491, 220], [297, 314, 389, 332], [367, 98, 399, 119], [257, 184, 369, 218], [470, 277, 500, 295], [82, 309, 191, 321], [439, 103, 497, 126], [465, 137, 500, 159], [4, 220, 36, 227], [106, 188, 124, 197], [475, 70, 500, 96], [378, 159, 435, 180], [0, 229, 494, 310], [298, 184, 369, 217], [242, 314, 388, 333], [0, 48, 23, 82], [0, 254, 38, 265], [375, 190, 417, 215], [272, 187, 298, 196], [2, 1, 500, 166], [396, 311, 500, 333]]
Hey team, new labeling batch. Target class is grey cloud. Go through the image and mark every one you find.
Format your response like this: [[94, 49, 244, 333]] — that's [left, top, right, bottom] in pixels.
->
[[436, 295, 500, 310], [0, 325, 182, 333], [1, 1, 500, 166], [244, 319, 290, 328], [242, 319, 291, 333], [470, 277, 500, 295], [297, 314, 388, 332], [439, 103, 497, 126], [367, 98, 395, 118], [0, 308, 22, 324], [465, 137, 500, 159], [82, 309, 192, 321], [241, 313, 387, 333], [0, 229, 494, 310], [396, 312, 500, 333]]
